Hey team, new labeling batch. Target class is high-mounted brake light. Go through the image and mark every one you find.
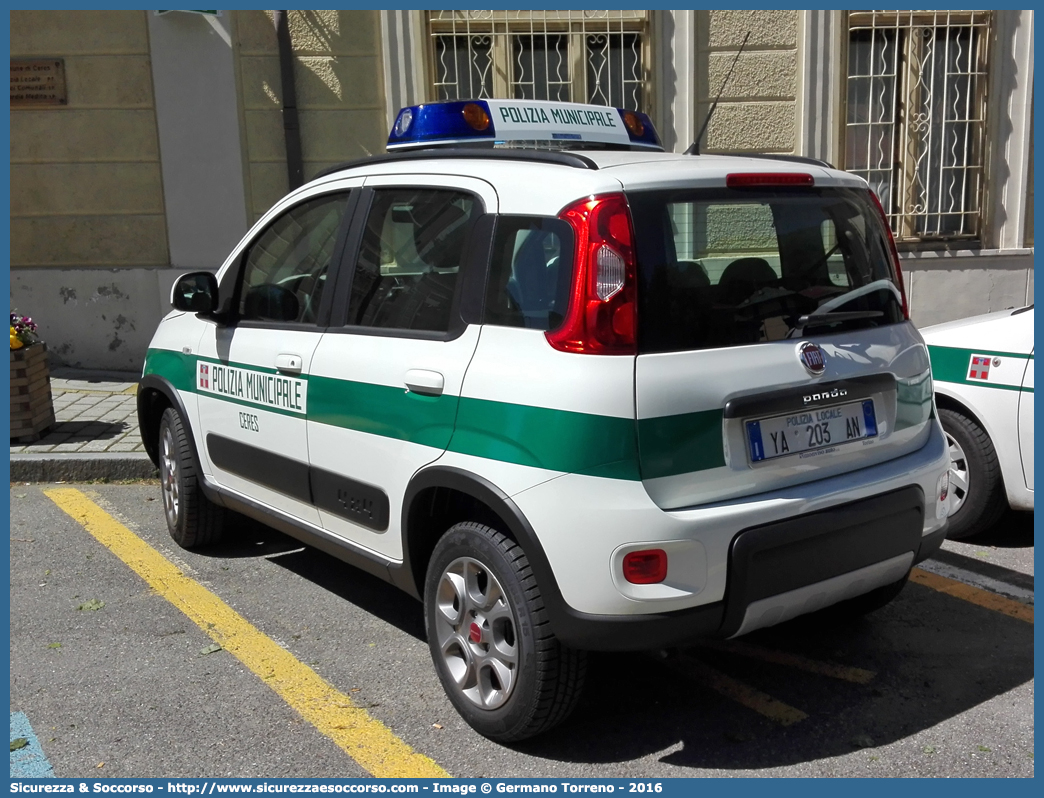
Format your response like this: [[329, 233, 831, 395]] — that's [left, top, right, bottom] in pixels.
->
[[867, 189, 910, 320], [548, 194, 637, 355], [623, 550, 668, 584], [726, 172, 815, 187]]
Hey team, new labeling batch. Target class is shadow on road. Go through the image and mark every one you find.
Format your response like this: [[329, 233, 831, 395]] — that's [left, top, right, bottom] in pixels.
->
[[518, 583, 1033, 769], [211, 518, 427, 641], [955, 509, 1034, 549]]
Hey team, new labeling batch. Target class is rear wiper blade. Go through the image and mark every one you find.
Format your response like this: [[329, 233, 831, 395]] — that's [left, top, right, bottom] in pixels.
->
[[797, 310, 884, 325]]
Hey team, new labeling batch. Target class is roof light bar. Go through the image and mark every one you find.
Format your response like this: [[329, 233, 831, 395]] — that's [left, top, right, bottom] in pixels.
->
[[386, 99, 663, 152], [726, 172, 815, 188]]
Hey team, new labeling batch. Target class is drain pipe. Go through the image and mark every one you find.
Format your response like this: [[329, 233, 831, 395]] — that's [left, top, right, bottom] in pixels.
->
[[274, 10, 304, 190]]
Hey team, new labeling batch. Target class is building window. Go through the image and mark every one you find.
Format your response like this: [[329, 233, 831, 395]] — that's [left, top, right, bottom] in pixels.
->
[[427, 10, 648, 113], [845, 10, 991, 244]]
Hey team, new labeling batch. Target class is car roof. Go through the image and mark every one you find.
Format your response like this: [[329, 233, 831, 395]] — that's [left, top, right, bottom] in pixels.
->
[[298, 148, 869, 216], [313, 148, 864, 183]]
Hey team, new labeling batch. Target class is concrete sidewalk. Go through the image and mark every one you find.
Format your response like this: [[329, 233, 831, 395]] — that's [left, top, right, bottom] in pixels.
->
[[10, 368, 156, 483]]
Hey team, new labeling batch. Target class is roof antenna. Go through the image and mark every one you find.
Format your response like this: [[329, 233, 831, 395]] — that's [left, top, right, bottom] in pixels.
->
[[686, 31, 750, 155]]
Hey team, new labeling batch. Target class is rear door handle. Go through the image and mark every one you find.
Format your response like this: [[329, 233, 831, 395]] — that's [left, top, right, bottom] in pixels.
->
[[276, 353, 303, 374], [405, 369, 445, 396]]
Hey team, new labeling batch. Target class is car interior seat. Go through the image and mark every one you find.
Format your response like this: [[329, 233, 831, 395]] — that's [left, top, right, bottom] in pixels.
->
[[718, 257, 777, 305]]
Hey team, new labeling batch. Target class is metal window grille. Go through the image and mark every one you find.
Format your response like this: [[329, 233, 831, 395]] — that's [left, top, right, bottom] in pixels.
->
[[428, 10, 648, 113], [846, 10, 991, 243]]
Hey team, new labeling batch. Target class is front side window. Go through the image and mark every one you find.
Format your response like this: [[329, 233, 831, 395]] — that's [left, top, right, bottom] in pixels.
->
[[845, 10, 991, 243], [238, 193, 350, 325], [629, 187, 906, 353], [346, 188, 478, 333], [428, 10, 648, 113]]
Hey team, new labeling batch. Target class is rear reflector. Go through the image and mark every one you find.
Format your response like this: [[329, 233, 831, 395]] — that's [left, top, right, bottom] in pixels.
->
[[623, 549, 668, 584], [726, 172, 815, 188]]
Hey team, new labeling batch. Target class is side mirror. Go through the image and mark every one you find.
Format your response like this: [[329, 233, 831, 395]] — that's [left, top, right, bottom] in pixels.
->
[[171, 272, 219, 315]]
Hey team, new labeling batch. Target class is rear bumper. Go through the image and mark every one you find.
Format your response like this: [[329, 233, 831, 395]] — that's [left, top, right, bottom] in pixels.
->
[[548, 488, 947, 650]]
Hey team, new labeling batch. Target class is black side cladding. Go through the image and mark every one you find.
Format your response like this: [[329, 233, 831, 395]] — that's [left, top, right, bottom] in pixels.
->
[[206, 433, 311, 503]]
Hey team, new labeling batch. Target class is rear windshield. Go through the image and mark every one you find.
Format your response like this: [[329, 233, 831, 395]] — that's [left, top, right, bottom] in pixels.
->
[[628, 187, 906, 354]]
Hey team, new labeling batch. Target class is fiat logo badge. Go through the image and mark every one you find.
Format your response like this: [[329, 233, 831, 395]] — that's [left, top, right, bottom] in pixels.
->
[[799, 342, 826, 375]]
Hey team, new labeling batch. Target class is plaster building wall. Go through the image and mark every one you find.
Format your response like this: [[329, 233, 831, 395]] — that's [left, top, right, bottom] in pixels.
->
[[10, 10, 170, 368], [1026, 115, 1034, 247], [697, 10, 799, 153], [235, 10, 388, 222], [7, 9, 1033, 371]]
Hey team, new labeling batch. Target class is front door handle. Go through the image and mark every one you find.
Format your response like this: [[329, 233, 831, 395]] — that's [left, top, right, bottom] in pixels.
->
[[405, 369, 445, 396], [276, 353, 302, 374]]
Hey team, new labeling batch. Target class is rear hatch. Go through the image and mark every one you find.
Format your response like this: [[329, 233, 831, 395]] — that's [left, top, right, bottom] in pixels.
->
[[628, 180, 934, 509]]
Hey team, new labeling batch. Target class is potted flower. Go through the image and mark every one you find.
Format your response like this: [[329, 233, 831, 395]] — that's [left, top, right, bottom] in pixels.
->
[[10, 311, 55, 442]]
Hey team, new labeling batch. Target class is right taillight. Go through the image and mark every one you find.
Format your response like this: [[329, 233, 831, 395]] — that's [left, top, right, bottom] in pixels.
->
[[547, 193, 637, 355], [867, 189, 910, 320]]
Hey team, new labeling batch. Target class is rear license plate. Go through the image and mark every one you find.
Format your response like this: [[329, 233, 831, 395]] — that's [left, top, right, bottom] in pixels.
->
[[746, 400, 878, 463]]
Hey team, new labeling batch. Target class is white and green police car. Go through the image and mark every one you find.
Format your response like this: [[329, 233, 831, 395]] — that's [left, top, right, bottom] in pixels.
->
[[138, 99, 951, 741], [922, 305, 1034, 539]]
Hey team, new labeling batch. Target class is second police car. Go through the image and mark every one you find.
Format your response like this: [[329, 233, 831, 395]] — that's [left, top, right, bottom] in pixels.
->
[[138, 99, 951, 742], [921, 306, 1034, 539]]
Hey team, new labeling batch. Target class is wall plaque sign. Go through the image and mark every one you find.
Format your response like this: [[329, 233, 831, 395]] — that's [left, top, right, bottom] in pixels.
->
[[11, 59, 67, 107]]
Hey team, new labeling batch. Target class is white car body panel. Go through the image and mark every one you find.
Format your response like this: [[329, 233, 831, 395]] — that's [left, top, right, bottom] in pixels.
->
[[1019, 356, 1034, 489], [307, 326, 483, 561], [460, 326, 635, 419]]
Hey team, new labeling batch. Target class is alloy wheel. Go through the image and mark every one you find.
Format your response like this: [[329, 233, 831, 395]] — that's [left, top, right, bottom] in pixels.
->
[[433, 557, 518, 710], [160, 423, 180, 529], [946, 430, 969, 517]]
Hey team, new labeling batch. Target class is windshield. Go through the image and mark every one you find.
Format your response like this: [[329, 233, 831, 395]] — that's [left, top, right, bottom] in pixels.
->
[[628, 186, 906, 354]]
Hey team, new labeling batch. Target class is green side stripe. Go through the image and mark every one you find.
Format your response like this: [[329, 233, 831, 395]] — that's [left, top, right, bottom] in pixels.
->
[[450, 397, 642, 479], [309, 375, 458, 450], [636, 409, 726, 480], [928, 345, 1034, 393], [143, 348, 654, 480], [143, 348, 196, 392]]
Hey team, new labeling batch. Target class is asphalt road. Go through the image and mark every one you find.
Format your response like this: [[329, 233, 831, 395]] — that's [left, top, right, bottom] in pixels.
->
[[9, 483, 1034, 778]]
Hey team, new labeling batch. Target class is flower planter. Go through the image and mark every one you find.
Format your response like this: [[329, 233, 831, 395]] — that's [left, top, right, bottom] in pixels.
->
[[10, 342, 55, 442]]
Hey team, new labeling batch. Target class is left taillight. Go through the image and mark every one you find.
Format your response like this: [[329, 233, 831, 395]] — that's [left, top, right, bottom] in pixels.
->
[[547, 193, 638, 355], [867, 189, 910, 320]]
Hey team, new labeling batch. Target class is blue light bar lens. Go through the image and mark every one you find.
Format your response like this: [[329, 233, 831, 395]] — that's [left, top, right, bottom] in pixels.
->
[[387, 101, 496, 148]]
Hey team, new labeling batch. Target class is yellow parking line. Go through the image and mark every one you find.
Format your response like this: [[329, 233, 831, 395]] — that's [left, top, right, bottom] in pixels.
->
[[911, 567, 1033, 624], [44, 488, 449, 779], [693, 639, 876, 684], [663, 654, 808, 726]]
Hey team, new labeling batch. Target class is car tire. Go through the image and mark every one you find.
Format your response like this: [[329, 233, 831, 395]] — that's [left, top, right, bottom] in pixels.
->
[[424, 521, 586, 742], [939, 408, 1007, 540], [158, 406, 226, 548]]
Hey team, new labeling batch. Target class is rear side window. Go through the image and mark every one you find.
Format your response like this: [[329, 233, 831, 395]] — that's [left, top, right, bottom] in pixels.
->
[[484, 216, 574, 331], [628, 187, 905, 354], [346, 188, 478, 332]]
